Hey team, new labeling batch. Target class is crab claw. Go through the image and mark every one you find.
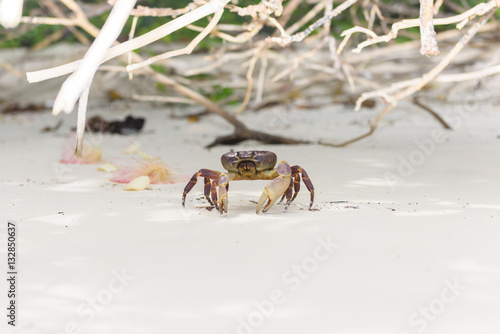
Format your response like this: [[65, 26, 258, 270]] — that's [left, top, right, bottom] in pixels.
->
[[256, 161, 292, 213], [217, 174, 229, 214]]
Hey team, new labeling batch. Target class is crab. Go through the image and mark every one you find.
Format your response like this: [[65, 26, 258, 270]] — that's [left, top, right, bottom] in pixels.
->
[[182, 150, 314, 214]]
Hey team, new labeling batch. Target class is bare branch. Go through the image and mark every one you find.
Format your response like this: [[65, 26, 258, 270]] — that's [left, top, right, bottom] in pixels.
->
[[434, 0, 444, 14], [269, 0, 358, 47], [17, 0, 500, 150], [340, 0, 499, 54], [0, 0, 23, 28], [132, 94, 196, 104], [26, 0, 231, 83], [127, 9, 223, 72], [131, 2, 201, 17], [419, 0, 440, 56], [333, 6, 498, 147], [237, 42, 266, 115], [51, 0, 137, 116], [74, 83, 90, 156]]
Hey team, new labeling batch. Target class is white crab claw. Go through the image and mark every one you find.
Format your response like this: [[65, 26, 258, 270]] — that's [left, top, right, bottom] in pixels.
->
[[256, 162, 291, 213]]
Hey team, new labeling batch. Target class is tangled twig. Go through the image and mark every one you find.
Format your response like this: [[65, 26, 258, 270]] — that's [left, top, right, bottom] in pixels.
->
[[324, 7, 498, 147], [16, 0, 500, 151]]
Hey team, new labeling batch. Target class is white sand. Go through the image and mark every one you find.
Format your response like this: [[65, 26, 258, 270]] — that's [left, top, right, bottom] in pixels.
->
[[1, 45, 500, 334]]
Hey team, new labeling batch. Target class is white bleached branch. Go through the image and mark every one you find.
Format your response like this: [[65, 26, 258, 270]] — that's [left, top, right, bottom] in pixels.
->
[[0, 0, 23, 28], [51, 0, 137, 115]]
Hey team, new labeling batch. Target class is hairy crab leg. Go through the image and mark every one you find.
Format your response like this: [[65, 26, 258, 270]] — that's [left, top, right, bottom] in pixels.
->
[[256, 161, 292, 213], [182, 169, 222, 207], [291, 165, 315, 210]]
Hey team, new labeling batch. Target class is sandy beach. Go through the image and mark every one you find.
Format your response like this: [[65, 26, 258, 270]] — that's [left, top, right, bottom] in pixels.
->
[[1, 43, 500, 334]]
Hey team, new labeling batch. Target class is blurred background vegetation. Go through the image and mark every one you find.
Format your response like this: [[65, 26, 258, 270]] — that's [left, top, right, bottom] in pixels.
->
[[1, 0, 492, 51]]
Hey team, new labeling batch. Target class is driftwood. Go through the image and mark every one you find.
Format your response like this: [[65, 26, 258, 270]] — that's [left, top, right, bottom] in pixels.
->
[[3, 0, 497, 151]]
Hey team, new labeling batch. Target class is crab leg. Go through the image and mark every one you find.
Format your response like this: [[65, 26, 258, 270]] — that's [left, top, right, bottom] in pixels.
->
[[182, 169, 222, 207], [279, 178, 294, 204], [282, 173, 301, 210], [287, 170, 301, 207], [290, 165, 315, 210], [256, 161, 292, 213], [213, 173, 229, 214], [204, 177, 214, 206], [210, 179, 219, 211]]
